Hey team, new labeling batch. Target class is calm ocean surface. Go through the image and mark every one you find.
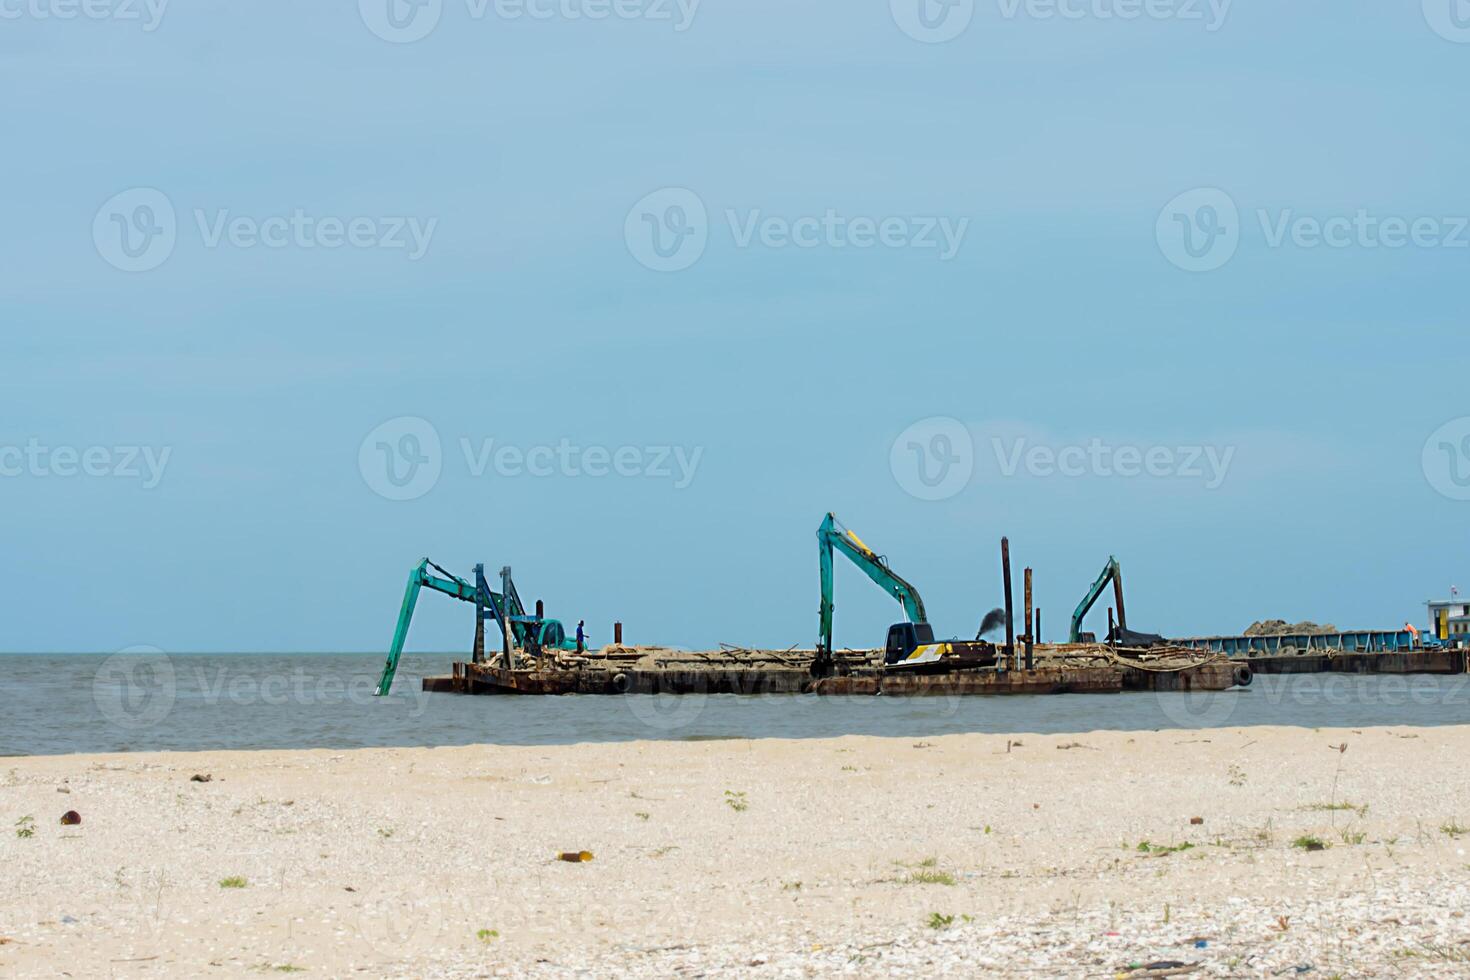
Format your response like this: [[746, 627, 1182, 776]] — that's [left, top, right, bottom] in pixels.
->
[[3, 653, 1468, 756]]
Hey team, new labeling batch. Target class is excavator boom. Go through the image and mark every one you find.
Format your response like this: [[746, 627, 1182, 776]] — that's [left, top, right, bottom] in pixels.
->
[[1069, 556, 1126, 643], [375, 558, 578, 696], [816, 513, 928, 667]]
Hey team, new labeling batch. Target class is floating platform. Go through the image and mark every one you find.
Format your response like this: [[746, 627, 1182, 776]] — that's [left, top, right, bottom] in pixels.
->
[[421, 645, 1249, 697], [1237, 649, 1467, 675]]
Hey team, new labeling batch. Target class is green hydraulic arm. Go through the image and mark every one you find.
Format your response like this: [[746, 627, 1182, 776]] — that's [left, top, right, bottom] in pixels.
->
[[376, 558, 581, 696], [1069, 556, 1126, 643], [375, 559, 487, 696], [816, 512, 928, 671]]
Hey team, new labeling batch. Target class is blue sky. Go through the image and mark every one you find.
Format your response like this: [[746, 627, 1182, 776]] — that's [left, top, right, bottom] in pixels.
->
[[3, 1, 1469, 653]]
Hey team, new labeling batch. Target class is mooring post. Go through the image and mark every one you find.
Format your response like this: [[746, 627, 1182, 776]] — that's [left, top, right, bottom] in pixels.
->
[[536, 599, 544, 619], [1024, 567, 1034, 671], [614, 621, 623, 645], [1001, 537, 1015, 672]]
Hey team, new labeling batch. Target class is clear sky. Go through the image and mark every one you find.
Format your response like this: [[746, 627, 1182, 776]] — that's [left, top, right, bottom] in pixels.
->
[[3, 1, 1469, 653]]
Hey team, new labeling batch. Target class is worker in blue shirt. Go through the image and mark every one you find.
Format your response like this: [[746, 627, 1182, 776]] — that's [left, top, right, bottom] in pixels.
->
[[576, 620, 587, 653]]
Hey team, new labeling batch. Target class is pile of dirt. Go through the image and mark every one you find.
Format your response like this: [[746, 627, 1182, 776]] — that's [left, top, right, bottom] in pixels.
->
[[1244, 619, 1338, 636]]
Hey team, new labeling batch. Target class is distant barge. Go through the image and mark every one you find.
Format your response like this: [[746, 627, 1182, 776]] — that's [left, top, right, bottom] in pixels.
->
[[421, 644, 1253, 697]]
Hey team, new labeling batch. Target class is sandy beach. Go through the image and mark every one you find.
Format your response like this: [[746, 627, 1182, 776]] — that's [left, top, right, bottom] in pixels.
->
[[3, 725, 1469, 977]]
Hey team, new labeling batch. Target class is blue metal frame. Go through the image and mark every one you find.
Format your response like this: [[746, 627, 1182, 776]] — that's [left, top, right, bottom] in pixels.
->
[[1173, 630, 1418, 657]]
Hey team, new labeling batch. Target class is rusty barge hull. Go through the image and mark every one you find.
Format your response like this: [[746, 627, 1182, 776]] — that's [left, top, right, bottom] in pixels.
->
[[423, 658, 1244, 697], [1240, 649, 1467, 675]]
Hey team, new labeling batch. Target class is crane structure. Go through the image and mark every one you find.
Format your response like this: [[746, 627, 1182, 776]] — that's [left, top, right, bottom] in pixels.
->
[[815, 513, 995, 675], [1066, 555, 1162, 646], [1069, 556, 1126, 643], [375, 558, 578, 696]]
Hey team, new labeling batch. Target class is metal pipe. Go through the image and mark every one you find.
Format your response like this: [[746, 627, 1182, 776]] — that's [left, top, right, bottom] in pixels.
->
[[1036, 607, 1042, 646], [615, 621, 623, 645], [1024, 567, 1034, 671], [1001, 537, 1014, 671]]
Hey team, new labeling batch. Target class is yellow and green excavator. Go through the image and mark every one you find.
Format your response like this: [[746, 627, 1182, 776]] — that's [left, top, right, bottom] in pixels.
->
[[814, 513, 1000, 676]]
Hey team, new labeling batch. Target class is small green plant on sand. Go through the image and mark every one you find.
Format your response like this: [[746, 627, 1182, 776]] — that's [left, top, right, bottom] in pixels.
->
[[724, 790, 748, 812], [1291, 836, 1327, 851], [1136, 841, 1194, 856], [905, 869, 957, 886], [1440, 820, 1468, 838], [926, 912, 955, 930], [15, 816, 35, 839], [219, 876, 249, 889], [476, 929, 499, 943]]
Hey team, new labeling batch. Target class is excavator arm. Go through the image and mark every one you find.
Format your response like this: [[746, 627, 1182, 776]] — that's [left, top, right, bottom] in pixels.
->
[[375, 559, 489, 696], [816, 513, 928, 668], [376, 559, 581, 696], [1069, 556, 1126, 643]]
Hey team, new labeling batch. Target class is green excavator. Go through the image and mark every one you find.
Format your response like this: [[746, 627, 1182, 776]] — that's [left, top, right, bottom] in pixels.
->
[[815, 513, 998, 676], [1068, 556, 1164, 646], [374, 559, 579, 696]]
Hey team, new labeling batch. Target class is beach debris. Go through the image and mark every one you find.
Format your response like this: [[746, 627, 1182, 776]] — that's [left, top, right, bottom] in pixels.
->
[[1119, 961, 1197, 978], [1189, 817, 1204, 825], [557, 850, 594, 863], [60, 810, 81, 826], [190, 773, 213, 783], [56, 786, 70, 794]]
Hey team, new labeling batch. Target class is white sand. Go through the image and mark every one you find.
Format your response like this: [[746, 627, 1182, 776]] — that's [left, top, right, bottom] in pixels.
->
[[3, 726, 1469, 977]]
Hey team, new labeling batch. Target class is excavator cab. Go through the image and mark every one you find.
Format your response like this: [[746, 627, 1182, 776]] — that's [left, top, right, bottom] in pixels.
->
[[885, 622, 936, 664]]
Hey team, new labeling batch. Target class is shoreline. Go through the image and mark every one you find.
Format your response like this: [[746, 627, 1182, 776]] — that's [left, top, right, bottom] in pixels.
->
[[4, 726, 1469, 977]]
